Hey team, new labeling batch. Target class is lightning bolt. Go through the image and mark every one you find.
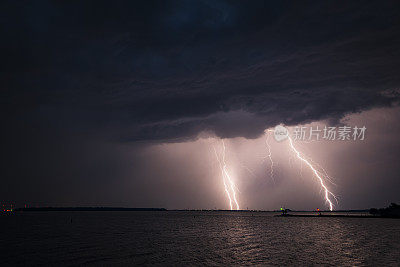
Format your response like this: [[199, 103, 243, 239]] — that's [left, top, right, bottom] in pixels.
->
[[213, 140, 240, 210], [261, 130, 275, 184], [230, 150, 257, 181], [221, 140, 240, 210], [264, 130, 275, 183], [240, 164, 257, 179], [286, 134, 336, 211], [213, 146, 233, 210]]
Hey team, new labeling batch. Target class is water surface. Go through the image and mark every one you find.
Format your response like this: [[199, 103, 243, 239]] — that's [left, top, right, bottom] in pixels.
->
[[2, 211, 399, 265]]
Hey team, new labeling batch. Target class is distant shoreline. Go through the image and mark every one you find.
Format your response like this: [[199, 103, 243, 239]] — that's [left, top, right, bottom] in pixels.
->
[[12, 207, 369, 212], [275, 214, 400, 219], [14, 207, 167, 212], [8, 208, 399, 219]]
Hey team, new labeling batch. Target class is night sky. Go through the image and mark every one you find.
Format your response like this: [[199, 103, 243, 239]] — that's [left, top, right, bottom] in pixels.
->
[[1, 1, 400, 210]]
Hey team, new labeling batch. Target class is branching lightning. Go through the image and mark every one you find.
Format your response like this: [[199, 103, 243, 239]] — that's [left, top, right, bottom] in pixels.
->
[[213, 146, 233, 210], [210, 127, 336, 211], [286, 134, 336, 211], [262, 127, 337, 211], [213, 140, 240, 210], [263, 130, 275, 183]]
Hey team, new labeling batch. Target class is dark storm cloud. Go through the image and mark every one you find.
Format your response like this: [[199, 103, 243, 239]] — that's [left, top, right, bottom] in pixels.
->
[[1, 1, 400, 210], [1, 0, 400, 142]]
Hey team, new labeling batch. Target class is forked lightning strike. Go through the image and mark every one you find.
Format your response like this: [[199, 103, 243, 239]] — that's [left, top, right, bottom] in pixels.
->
[[264, 130, 275, 183], [213, 146, 233, 210], [286, 134, 336, 211], [213, 140, 240, 210], [264, 127, 337, 211], [221, 140, 240, 210]]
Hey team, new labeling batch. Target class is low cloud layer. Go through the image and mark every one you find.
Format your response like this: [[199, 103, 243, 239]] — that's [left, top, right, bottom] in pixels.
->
[[2, 1, 400, 142]]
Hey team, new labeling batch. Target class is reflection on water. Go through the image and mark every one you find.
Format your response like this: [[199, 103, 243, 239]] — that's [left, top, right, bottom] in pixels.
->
[[1, 211, 399, 265]]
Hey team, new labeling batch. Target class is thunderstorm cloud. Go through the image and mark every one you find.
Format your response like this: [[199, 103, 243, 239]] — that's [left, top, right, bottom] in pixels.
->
[[2, 1, 400, 142], [1, 1, 400, 209]]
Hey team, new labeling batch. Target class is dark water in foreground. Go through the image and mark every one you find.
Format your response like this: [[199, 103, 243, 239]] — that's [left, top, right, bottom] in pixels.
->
[[1, 211, 400, 266]]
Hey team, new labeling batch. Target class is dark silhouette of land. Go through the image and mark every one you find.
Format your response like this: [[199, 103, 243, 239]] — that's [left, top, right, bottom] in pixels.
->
[[15, 207, 166, 212], [276, 203, 400, 219], [369, 203, 400, 218], [7, 203, 399, 219]]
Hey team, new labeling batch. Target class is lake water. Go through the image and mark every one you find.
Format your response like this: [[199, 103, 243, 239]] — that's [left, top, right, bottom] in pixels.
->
[[1, 211, 400, 266]]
